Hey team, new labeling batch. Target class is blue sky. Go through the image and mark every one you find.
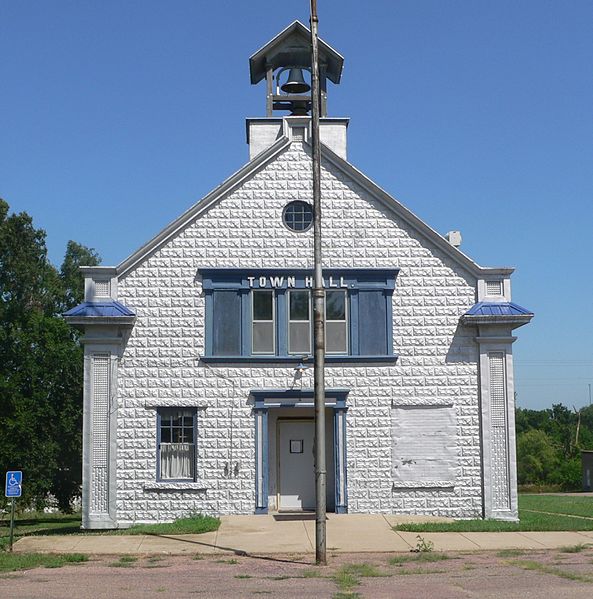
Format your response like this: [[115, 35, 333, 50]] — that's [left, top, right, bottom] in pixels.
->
[[1, 1, 592, 410]]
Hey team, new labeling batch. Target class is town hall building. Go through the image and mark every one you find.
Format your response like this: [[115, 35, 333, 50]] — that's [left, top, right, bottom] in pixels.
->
[[65, 22, 533, 529]]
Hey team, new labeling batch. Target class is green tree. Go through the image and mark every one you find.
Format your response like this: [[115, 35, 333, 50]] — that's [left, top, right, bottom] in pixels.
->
[[0, 199, 100, 511], [60, 240, 100, 310], [516, 429, 558, 486]]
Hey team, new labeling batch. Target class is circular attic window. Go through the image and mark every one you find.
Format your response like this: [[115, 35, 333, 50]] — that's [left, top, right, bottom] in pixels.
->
[[283, 201, 314, 232]]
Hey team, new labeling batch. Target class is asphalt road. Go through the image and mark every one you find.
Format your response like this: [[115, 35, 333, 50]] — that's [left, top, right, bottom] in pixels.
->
[[1, 549, 592, 598]]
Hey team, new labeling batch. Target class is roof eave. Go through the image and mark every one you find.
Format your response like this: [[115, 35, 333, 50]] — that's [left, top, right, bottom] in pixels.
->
[[63, 316, 137, 326], [460, 314, 534, 327]]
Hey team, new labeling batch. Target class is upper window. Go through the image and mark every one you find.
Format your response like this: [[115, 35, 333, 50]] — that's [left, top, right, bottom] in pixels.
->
[[158, 409, 196, 481], [283, 201, 313, 232], [201, 269, 398, 361]]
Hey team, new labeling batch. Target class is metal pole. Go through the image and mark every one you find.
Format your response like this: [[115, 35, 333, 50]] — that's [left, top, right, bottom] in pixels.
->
[[9, 498, 15, 552], [310, 0, 326, 566], [589, 383, 591, 406]]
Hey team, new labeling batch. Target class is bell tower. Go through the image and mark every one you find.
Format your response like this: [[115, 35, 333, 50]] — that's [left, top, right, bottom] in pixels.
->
[[249, 21, 343, 116], [247, 21, 348, 159]]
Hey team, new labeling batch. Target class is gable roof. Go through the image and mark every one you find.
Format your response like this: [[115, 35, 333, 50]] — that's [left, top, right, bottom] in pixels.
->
[[249, 21, 344, 85], [116, 133, 513, 279]]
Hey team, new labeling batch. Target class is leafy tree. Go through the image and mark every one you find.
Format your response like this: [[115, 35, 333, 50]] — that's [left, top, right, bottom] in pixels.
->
[[60, 240, 100, 310], [0, 199, 99, 511], [516, 429, 558, 485]]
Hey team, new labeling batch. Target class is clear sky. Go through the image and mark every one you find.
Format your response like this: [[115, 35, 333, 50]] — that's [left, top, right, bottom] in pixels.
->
[[1, 1, 592, 410]]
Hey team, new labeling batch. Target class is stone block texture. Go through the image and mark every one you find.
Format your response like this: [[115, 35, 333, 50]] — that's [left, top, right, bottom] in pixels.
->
[[115, 141, 481, 525]]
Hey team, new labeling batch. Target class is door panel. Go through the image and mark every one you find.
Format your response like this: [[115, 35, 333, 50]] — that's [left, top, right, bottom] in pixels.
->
[[278, 420, 315, 511]]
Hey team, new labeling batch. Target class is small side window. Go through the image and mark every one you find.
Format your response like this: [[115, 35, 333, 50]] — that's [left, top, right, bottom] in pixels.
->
[[158, 409, 196, 481]]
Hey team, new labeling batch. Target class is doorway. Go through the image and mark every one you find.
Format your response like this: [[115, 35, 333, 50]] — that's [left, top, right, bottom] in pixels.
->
[[277, 419, 315, 511]]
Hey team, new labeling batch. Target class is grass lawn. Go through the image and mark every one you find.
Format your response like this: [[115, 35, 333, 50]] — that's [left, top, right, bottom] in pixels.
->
[[122, 514, 220, 535], [519, 494, 593, 519], [0, 551, 88, 572], [393, 494, 593, 533], [0, 511, 220, 551], [0, 512, 82, 551]]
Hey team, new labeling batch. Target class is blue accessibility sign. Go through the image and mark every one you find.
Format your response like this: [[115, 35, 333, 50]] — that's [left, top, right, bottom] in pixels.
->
[[5, 471, 22, 498]]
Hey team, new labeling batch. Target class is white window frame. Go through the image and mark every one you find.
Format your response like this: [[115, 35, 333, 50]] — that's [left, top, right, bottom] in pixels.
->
[[325, 289, 348, 354], [252, 290, 276, 355], [288, 290, 312, 355], [157, 408, 197, 482]]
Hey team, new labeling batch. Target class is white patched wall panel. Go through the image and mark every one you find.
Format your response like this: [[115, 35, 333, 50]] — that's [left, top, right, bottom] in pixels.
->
[[115, 142, 480, 523], [391, 406, 458, 484]]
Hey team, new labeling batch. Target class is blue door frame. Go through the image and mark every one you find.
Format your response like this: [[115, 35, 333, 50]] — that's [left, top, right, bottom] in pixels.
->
[[251, 389, 349, 514]]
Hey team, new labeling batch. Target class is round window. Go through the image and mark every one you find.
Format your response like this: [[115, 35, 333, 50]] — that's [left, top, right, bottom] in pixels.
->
[[283, 201, 314, 232]]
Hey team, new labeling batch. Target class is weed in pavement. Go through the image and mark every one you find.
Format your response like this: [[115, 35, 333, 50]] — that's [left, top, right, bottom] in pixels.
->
[[559, 544, 590, 553], [109, 555, 138, 568], [508, 559, 593, 583], [0, 552, 88, 572], [302, 568, 321, 578], [216, 558, 239, 565], [496, 549, 526, 558], [394, 567, 446, 576], [388, 552, 449, 565]]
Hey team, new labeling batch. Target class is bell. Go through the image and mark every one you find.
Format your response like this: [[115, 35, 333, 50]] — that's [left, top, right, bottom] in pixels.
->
[[281, 68, 311, 94]]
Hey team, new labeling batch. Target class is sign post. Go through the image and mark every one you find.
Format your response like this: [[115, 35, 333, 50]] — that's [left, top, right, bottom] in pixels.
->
[[5, 471, 23, 552]]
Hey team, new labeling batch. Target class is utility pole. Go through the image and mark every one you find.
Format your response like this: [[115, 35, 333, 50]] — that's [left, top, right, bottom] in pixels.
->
[[310, 0, 327, 566]]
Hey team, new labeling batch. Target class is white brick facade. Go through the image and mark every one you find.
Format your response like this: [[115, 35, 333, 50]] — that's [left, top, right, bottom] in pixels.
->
[[102, 139, 483, 524]]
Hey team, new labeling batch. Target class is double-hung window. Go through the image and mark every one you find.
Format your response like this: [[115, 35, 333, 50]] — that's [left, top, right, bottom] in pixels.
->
[[288, 290, 311, 354], [326, 290, 348, 354], [252, 290, 275, 354], [157, 409, 196, 481]]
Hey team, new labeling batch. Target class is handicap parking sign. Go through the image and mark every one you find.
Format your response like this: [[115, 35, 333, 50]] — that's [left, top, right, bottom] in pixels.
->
[[5, 471, 22, 498]]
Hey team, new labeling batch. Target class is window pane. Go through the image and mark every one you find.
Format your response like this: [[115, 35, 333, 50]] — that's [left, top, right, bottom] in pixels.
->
[[183, 427, 194, 444], [289, 322, 311, 354], [161, 427, 171, 443], [326, 291, 346, 320], [326, 321, 347, 353], [160, 443, 195, 480], [253, 291, 273, 320], [253, 322, 274, 353], [290, 291, 310, 320]]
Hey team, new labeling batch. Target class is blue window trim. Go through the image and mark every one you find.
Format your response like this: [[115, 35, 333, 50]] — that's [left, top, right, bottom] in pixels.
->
[[156, 408, 198, 483], [201, 268, 399, 362]]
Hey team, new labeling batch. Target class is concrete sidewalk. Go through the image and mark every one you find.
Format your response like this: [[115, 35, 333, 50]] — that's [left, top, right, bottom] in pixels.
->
[[13, 514, 593, 556]]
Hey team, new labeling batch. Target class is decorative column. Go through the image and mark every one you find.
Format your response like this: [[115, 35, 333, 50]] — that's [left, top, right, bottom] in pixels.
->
[[461, 299, 533, 521], [333, 404, 348, 514], [64, 268, 136, 529], [254, 406, 269, 514]]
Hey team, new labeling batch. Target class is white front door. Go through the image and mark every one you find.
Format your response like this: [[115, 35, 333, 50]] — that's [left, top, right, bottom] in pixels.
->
[[278, 420, 315, 511]]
